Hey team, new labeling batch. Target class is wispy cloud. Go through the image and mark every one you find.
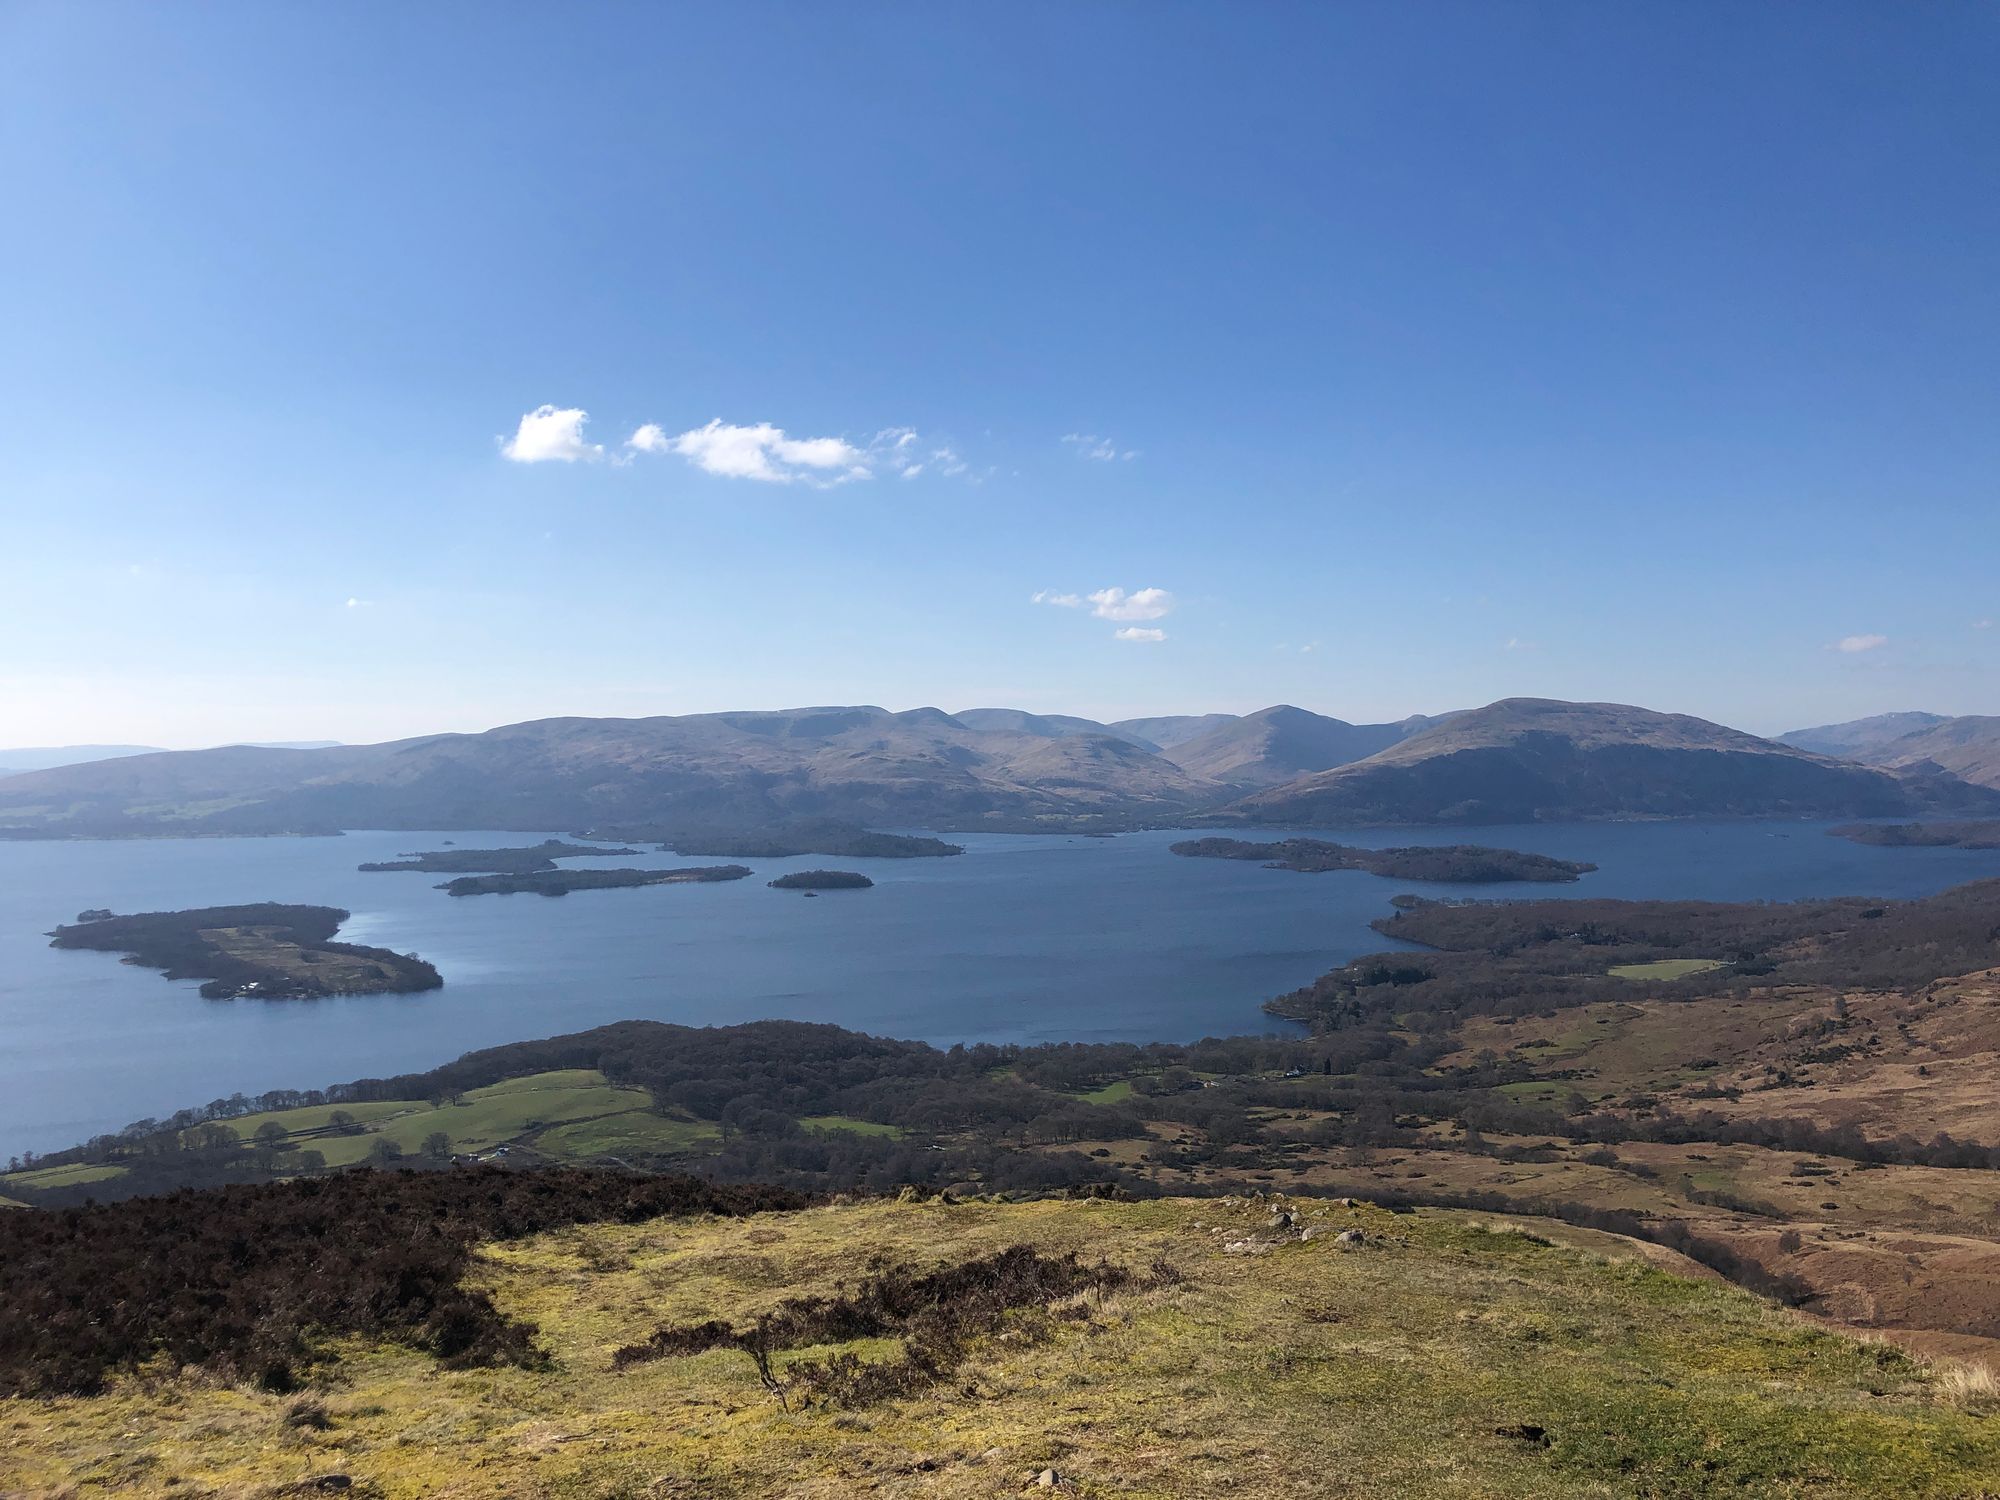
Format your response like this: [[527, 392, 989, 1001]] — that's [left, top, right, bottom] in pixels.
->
[[1833, 634, 1888, 654], [1975, 618, 1994, 631], [618, 419, 971, 488], [1061, 433, 1138, 462], [501, 405, 603, 463], [1035, 585, 1177, 642]]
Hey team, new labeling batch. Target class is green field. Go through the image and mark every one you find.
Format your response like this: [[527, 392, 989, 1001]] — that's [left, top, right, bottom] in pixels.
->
[[0, 1161, 129, 1192], [1074, 1079, 1136, 1105], [535, 1111, 721, 1158], [194, 1069, 672, 1167], [1608, 958, 1729, 981], [799, 1114, 904, 1137]]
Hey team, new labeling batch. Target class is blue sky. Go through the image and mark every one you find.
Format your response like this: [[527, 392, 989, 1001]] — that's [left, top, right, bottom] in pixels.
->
[[3, 3, 1996, 747]]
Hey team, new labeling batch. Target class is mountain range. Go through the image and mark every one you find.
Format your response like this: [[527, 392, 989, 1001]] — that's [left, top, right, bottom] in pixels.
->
[[4, 699, 1995, 838], [1778, 712, 2000, 790]]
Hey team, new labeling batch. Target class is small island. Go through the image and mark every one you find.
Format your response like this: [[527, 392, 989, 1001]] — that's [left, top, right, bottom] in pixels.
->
[[1829, 821, 2000, 850], [438, 865, 752, 898], [1170, 837, 1596, 883], [768, 869, 874, 891], [47, 904, 442, 999], [359, 839, 638, 874]]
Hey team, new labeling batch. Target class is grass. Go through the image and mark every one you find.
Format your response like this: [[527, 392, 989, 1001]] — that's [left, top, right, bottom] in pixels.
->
[[798, 1114, 904, 1137], [0, 1161, 128, 1192], [207, 1069, 663, 1167], [536, 1112, 722, 1158], [1074, 1078, 1136, 1105], [1609, 958, 1730, 981], [5, 1195, 1999, 1497]]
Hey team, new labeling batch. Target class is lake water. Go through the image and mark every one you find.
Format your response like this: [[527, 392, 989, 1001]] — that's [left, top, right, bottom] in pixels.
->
[[5, 820, 2000, 1158]]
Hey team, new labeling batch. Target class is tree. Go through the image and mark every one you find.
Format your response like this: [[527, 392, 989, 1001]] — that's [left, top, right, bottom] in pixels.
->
[[421, 1132, 453, 1162], [252, 1122, 290, 1150], [328, 1110, 364, 1136], [366, 1138, 404, 1165]]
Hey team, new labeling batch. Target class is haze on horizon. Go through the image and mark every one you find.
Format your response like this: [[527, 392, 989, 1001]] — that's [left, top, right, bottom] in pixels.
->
[[3, 4, 1996, 749]]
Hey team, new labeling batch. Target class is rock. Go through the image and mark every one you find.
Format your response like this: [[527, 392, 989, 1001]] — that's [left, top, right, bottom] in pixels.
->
[[1266, 1210, 1296, 1230], [1335, 1228, 1366, 1246], [1035, 1468, 1062, 1487], [1222, 1238, 1274, 1255], [1300, 1224, 1325, 1242]]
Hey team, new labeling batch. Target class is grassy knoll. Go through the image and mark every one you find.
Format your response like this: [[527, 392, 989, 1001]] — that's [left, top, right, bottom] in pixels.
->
[[5, 1195, 1998, 1498], [1608, 957, 1730, 981]]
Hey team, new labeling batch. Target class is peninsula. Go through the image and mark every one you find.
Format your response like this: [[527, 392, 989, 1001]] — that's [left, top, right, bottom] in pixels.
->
[[359, 839, 638, 874], [1828, 821, 2000, 849], [1171, 836, 1596, 883]]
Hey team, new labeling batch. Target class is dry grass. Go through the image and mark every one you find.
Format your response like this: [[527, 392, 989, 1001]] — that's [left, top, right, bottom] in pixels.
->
[[5, 1195, 2000, 1498]]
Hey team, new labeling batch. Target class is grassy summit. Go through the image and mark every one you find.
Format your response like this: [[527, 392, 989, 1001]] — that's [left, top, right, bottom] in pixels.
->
[[5, 1193, 1999, 1497]]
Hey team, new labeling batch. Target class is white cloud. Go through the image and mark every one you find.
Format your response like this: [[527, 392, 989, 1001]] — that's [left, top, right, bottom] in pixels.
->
[[1975, 618, 1995, 631], [622, 418, 973, 488], [647, 419, 868, 485], [1087, 586, 1174, 622], [344, 597, 371, 609], [1114, 627, 1167, 643], [1032, 590, 1084, 608], [1062, 433, 1138, 462], [502, 405, 602, 463], [1834, 634, 1888, 654]]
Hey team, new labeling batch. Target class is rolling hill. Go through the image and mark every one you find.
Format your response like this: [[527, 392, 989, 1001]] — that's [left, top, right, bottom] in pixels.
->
[[1859, 716, 2000, 791], [0, 707, 1222, 837], [6, 698, 1998, 837], [1157, 704, 1435, 788], [1778, 712, 1953, 760], [1219, 698, 2000, 825]]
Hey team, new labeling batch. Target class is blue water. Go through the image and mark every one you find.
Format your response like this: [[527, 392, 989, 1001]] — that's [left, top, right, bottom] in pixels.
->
[[4, 820, 2000, 1157]]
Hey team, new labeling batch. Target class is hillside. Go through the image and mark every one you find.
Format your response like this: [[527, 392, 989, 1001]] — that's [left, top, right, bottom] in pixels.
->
[[1157, 704, 1427, 787], [0, 707, 1223, 837], [6, 1189, 1999, 1498], [1778, 712, 1951, 760], [950, 708, 1156, 748], [1221, 698, 2000, 825], [1107, 712, 1242, 748], [1862, 715, 2000, 790]]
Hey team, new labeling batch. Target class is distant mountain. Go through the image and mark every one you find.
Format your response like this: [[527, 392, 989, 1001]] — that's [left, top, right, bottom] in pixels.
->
[[1860, 716, 2000, 791], [1107, 713, 1242, 749], [1154, 705, 1432, 789], [1777, 713, 1951, 760], [0, 708, 1222, 837], [0, 745, 165, 776], [950, 709, 1154, 748], [1218, 698, 2000, 826], [0, 741, 345, 779], [8, 699, 1996, 837]]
